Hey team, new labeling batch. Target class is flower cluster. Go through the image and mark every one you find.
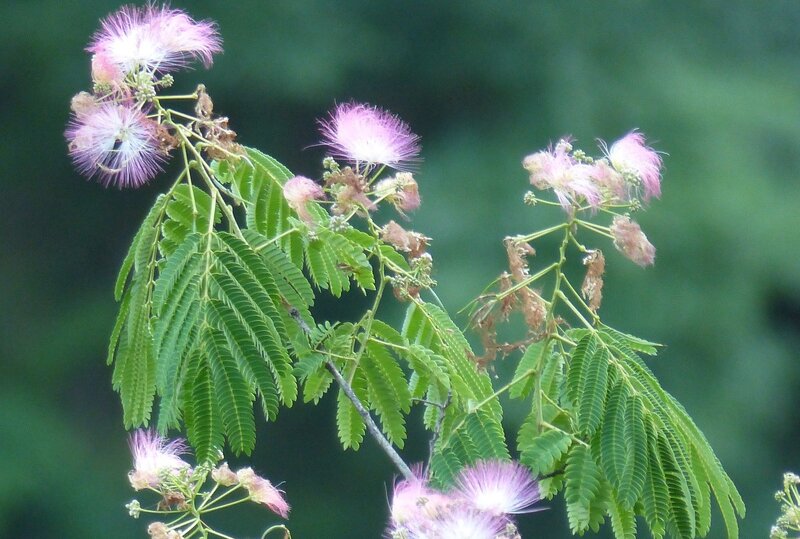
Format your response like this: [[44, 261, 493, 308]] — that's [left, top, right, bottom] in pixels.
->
[[523, 132, 662, 267], [523, 131, 662, 213], [65, 4, 222, 188], [771, 472, 800, 539], [125, 430, 289, 539], [388, 460, 541, 538]]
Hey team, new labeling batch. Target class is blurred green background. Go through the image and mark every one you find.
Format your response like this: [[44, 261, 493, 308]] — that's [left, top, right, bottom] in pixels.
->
[[2, 1, 800, 537]]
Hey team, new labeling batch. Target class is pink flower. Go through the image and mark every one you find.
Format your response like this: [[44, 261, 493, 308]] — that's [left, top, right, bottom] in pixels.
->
[[66, 102, 166, 188], [453, 460, 541, 516], [283, 175, 324, 224], [423, 506, 508, 539], [236, 467, 290, 518], [87, 4, 222, 76], [390, 473, 453, 526], [91, 52, 124, 86], [127, 430, 190, 491], [318, 102, 420, 170], [523, 139, 602, 212], [374, 172, 421, 213], [606, 130, 662, 201], [609, 215, 656, 267]]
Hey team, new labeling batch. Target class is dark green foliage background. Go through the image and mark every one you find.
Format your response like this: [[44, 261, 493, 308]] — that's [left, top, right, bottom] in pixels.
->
[[2, 1, 799, 537]]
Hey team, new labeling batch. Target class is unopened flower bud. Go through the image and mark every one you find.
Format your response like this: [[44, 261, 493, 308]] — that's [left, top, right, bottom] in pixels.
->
[[610, 215, 655, 267], [125, 499, 141, 518]]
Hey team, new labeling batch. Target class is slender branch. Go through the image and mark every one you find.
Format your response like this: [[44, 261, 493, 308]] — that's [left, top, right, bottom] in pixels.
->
[[325, 359, 414, 481], [427, 390, 452, 464]]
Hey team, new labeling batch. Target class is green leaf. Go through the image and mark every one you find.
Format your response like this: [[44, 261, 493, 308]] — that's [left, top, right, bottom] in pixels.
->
[[183, 359, 225, 464], [160, 185, 218, 257], [565, 444, 604, 534], [213, 232, 297, 406], [599, 324, 660, 355], [205, 328, 256, 455], [599, 382, 629, 496], [566, 334, 597, 408], [115, 195, 167, 300], [576, 346, 610, 437], [606, 487, 637, 539], [335, 368, 367, 450], [362, 342, 409, 446], [618, 393, 648, 509], [509, 340, 547, 399], [519, 423, 572, 476]]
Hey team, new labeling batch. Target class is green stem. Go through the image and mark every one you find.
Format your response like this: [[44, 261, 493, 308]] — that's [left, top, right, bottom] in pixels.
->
[[495, 262, 559, 301], [516, 222, 569, 243], [262, 525, 292, 539], [561, 273, 600, 323]]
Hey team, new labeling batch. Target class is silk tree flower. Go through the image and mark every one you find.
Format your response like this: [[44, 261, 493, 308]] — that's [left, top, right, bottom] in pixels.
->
[[609, 215, 656, 267], [318, 102, 421, 171], [236, 467, 290, 518], [283, 175, 324, 224], [523, 139, 602, 212], [66, 102, 166, 188], [375, 172, 421, 213], [606, 130, 663, 201], [421, 506, 509, 539], [87, 4, 222, 76], [127, 430, 190, 491], [390, 472, 453, 526], [453, 460, 541, 516]]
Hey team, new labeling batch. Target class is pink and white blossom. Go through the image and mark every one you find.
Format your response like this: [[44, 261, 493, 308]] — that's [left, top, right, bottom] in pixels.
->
[[318, 102, 420, 170], [236, 467, 290, 518], [609, 215, 656, 267], [127, 430, 190, 491], [606, 130, 663, 201], [453, 460, 541, 516], [423, 506, 509, 539], [283, 175, 324, 224], [390, 473, 452, 526], [87, 4, 221, 76], [66, 102, 165, 188], [523, 139, 602, 212]]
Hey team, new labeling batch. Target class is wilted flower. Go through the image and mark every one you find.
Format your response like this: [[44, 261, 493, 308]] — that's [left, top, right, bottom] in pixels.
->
[[66, 102, 166, 188], [211, 462, 238, 487], [606, 130, 663, 201], [609, 215, 656, 267], [87, 4, 222, 76], [453, 460, 541, 516], [147, 522, 183, 539], [375, 172, 421, 212], [236, 467, 290, 518], [127, 430, 190, 491], [318, 102, 420, 170], [381, 220, 429, 259], [283, 175, 324, 224], [523, 139, 602, 212]]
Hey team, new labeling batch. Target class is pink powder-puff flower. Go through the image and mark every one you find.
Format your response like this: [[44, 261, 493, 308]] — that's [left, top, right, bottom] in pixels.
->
[[87, 4, 221, 76], [127, 430, 190, 491], [236, 467, 290, 518], [423, 506, 509, 539], [318, 102, 421, 171], [606, 130, 663, 201], [66, 102, 166, 188], [390, 472, 453, 526], [283, 175, 324, 224], [453, 460, 541, 516], [523, 139, 602, 212], [609, 215, 656, 267], [91, 52, 124, 86]]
